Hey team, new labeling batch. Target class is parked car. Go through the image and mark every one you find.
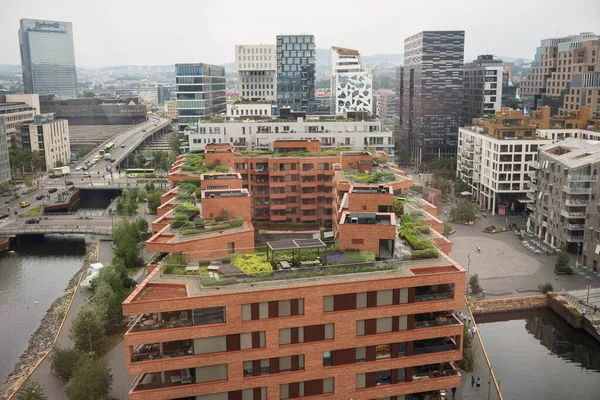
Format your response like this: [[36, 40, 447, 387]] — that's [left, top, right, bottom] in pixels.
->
[[20, 201, 30, 208], [83, 172, 91, 177], [109, 158, 115, 162], [75, 166, 82, 171], [48, 188, 57, 193], [121, 144, 126, 148], [25, 218, 40, 224], [65, 181, 74, 186], [0, 214, 9, 220], [36, 194, 45, 200]]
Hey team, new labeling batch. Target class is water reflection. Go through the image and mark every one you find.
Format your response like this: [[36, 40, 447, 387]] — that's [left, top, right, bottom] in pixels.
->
[[478, 308, 600, 400], [478, 309, 600, 372]]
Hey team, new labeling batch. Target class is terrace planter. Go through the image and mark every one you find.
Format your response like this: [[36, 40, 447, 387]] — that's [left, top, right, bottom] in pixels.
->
[[553, 268, 573, 275]]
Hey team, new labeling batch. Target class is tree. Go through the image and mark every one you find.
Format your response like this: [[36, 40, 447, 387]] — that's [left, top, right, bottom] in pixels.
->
[[469, 273, 483, 295], [147, 190, 162, 214], [454, 178, 470, 196], [451, 199, 476, 223], [443, 222, 452, 238], [50, 346, 84, 381], [555, 250, 572, 273], [539, 282, 554, 294], [17, 381, 47, 400], [65, 357, 113, 400], [93, 282, 123, 332], [169, 132, 181, 155], [432, 177, 451, 197], [69, 303, 106, 353], [76, 146, 93, 159], [429, 157, 457, 180]]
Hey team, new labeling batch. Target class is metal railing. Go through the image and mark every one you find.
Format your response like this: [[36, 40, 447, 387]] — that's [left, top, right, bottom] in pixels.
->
[[567, 175, 598, 182], [562, 185, 592, 194], [2, 227, 111, 235]]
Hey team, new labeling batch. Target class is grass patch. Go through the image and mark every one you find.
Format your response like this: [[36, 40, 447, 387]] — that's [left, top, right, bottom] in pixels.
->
[[22, 204, 43, 217], [343, 169, 396, 183], [231, 253, 273, 276]]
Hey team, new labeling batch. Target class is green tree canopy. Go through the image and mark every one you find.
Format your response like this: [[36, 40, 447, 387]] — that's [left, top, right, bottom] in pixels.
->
[[69, 303, 106, 353], [65, 357, 113, 400], [451, 199, 476, 223], [17, 381, 47, 400], [50, 346, 84, 382]]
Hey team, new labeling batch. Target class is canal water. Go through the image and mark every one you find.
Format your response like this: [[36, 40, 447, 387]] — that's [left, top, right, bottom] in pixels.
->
[[0, 236, 86, 383], [477, 308, 600, 400]]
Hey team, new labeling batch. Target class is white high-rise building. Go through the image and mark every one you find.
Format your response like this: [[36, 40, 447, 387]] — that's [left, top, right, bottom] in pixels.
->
[[235, 44, 277, 101], [330, 46, 373, 115]]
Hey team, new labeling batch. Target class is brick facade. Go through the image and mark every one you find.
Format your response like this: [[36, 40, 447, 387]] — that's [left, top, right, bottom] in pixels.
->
[[123, 257, 466, 400], [201, 190, 252, 222]]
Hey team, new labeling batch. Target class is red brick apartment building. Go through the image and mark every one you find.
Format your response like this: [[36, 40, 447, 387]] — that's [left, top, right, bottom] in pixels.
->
[[123, 142, 464, 399], [123, 254, 465, 400], [168, 141, 413, 229]]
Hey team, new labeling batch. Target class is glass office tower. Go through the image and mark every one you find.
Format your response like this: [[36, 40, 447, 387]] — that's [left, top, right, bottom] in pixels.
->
[[19, 19, 78, 99], [276, 35, 316, 113], [176, 63, 226, 135]]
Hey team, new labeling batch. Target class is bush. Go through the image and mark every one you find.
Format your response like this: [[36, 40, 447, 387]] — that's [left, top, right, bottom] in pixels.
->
[[469, 273, 483, 295], [409, 248, 439, 260], [17, 381, 47, 400], [539, 282, 554, 294], [484, 225, 496, 232], [556, 250, 571, 269], [50, 346, 84, 381], [231, 253, 273, 276], [457, 325, 475, 372]]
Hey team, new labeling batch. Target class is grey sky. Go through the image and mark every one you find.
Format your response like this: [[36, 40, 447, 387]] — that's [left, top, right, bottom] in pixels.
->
[[1, 0, 599, 67]]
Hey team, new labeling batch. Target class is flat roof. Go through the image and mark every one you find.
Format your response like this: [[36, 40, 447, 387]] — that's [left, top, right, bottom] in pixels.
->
[[267, 238, 327, 251]]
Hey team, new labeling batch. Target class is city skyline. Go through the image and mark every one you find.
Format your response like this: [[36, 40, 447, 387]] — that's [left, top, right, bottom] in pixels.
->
[[0, 0, 598, 68]]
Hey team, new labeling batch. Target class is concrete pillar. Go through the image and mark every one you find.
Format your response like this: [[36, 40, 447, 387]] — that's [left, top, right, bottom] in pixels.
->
[[492, 193, 496, 216]]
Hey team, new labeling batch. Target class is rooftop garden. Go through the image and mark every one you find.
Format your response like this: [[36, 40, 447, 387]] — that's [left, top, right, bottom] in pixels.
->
[[230, 253, 273, 276], [179, 153, 230, 174], [179, 216, 244, 236], [199, 116, 226, 123], [343, 168, 397, 183], [398, 211, 439, 260], [201, 262, 399, 287]]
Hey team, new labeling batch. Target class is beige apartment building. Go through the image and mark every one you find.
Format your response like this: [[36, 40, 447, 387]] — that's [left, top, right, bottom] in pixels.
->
[[21, 113, 71, 171], [0, 94, 39, 149], [521, 33, 600, 115]]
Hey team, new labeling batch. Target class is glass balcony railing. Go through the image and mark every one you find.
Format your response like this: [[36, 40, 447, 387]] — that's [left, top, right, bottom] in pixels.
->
[[414, 312, 461, 329], [414, 284, 455, 303], [131, 340, 193, 362], [413, 338, 458, 355]]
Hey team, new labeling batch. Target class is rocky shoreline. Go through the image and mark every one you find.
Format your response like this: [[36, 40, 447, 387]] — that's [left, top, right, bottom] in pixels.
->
[[1, 242, 97, 400]]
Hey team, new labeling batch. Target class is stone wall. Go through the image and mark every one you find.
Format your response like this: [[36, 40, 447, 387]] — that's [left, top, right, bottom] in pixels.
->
[[470, 295, 548, 315]]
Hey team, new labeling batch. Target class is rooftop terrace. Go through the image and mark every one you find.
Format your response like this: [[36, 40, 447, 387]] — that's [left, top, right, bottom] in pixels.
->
[[131, 254, 460, 299]]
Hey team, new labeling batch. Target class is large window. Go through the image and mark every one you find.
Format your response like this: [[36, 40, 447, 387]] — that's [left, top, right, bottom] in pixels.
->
[[193, 306, 225, 325]]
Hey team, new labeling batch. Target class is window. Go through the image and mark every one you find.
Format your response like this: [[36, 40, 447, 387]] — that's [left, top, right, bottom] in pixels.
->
[[323, 351, 332, 366], [193, 306, 225, 325], [242, 299, 304, 320], [196, 364, 228, 383], [376, 344, 391, 359], [228, 242, 235, 254]]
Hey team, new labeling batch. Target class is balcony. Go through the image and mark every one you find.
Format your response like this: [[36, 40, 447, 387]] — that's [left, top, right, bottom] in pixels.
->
[[565, 234, 584, 243], [528, 182, 538, 191], [529, 161, 540, 169], [561, 209, 586, 218], [413, 337, 458, 355], [129, 307, 225, 333], [527, 203, 534, 211], [567, 223, 585, 231], [131, 340, 193, 363], [565, 199, 588, 207], [567, 175, 598, 182], [412, 362, 460, 381], [563, 185, 592, 194], [414, 311, 461, 329], [414, 284, 455, 303], [132, 368, 195, 392]]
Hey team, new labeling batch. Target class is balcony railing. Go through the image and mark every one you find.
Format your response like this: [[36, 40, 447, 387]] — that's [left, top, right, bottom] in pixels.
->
[[132, 368, 195, 392], [414, 313, 461, 329], [564, 234, 584, 243], [565, 199, 588, 207], [567, 223, 585, 231], [414, 291, 454, 303], [529, 161, 540, 169], [131, 341, 193, 363], [563, 185, 592, 194], [413, 339, 458, 355], [412, 363, 459, 381], [561, 210, 586, 218], [567, 175, 598, 182]]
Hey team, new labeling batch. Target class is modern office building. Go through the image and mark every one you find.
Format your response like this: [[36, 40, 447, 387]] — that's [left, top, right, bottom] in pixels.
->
[[176, 63, 227, 135], [527, 138, 600, 256], [398, 31, 465, 164], [375, 89, 396, 127], [457, 107, 552, 215], [20, 113, 70, 171], [18, 19, 78, 99], [276, 35, 316, 113], [330, 46, 372, 115], [462, 55, 504, 125], [236, 45, 277, 101], [0, 94, 39, 149], [186, 111, 394, 155], [0, 116, 11, 185], [520, 32, 600, 114], [157, 85, 172, 105]]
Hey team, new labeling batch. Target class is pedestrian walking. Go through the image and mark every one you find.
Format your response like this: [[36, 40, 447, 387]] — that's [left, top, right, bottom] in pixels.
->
[[476, 377, 481, 392], [473, 326, 477, 338], [471, 326, 476, 339], [477, 246, 481, 253], [467, 316, 472, 326], [471, 376, 475, 387], [451, 387, 457, 399]]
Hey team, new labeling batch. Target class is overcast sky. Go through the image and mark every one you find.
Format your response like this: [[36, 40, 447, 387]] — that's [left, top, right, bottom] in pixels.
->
[[1, 0, 599, 68]]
